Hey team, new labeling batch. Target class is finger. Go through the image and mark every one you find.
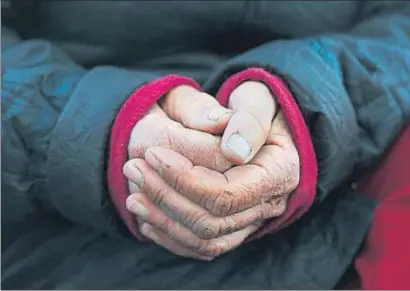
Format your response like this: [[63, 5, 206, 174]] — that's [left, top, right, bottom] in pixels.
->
[[147, 223, 261, 258], [145, 113, 299, 217], [248, 111, 299, 191], [124, 159, 266, 239], [128, 106, 232, 172], [221, 81, 277, 164], [265, 110, 296, 146], [162, 85, 233, 134], [126, 193, 212, 260], [144, 147, 275, 215], [164, 126, 233, 172], [145, 102, 168, 116], [126, 192, 227, 257], [220, 111, 300, 210], [140, 224, 214, 261], [128, 181, 140, 194], [223, 147, 299, 206]]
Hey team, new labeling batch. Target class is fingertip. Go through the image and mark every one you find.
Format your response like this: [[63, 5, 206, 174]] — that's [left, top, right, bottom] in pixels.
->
[[205, 107, 234, 134], [164, 88, 234, 134], [123, 158, 137, 175], [187, 106, 233, 134], [123, 159, 144, 188], [126, 193, 146, 213], [221, 133, 252, 165], [207, 107, 234, 123], [125, 193, 137, 209]]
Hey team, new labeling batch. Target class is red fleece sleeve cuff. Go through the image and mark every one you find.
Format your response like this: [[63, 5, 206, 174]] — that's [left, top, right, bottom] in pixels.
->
[[216, 68, 318, 240], [107, 75, 200, 239]]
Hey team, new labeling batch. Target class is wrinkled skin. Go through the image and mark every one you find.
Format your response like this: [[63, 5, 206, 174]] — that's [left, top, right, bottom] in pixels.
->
[[124, 82, 300, 260]]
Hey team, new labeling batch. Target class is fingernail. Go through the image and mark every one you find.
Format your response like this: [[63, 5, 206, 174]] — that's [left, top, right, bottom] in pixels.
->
[[226, 133, 251, 160], [127, 200, 148, 218], [208, 107, 232, 121]]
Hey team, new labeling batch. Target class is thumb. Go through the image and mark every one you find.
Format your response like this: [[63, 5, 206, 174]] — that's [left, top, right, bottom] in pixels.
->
[[161, 85, 233, 134]]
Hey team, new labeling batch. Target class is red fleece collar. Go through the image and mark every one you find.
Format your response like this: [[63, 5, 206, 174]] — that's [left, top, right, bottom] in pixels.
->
[[108, 69, 317, 240]]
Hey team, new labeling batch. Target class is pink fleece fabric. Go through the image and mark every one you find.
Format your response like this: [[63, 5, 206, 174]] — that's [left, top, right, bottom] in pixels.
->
[[108, 69, 317, 240]]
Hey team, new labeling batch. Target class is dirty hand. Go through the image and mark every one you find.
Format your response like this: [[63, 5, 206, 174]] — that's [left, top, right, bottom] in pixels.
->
[[125, 82, 300, 260], [127, 85, 233, 172], [126, 84, 241, 260]]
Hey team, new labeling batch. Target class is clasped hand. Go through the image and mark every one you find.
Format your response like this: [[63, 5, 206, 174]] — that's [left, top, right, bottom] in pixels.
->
[[124, 82, 300, 260]]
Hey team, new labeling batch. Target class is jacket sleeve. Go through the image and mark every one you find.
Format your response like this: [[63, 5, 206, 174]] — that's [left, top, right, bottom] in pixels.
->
[[1, 26, 196, 236], [204, 1, 410, 233]]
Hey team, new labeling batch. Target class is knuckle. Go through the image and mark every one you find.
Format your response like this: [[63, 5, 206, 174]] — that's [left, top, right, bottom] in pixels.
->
[[276, 200, 287, 216], [234, 184, 259, 212], [174, 171, 190, 193], [211, 189, 234, 216], [253, 203, 268, 220], [270, 162, 286, 196], [259, 174, 274, 201], [196, 240, 214, 257], [202, 246, 220, 258], [157, 216, 173, 233], [174, 171, 208, 207], [167, 230, 184, 246], [179, 208, 198, 228], [129, 116, 167, 157], [206, 239, 232, 257], [191, 214, 220, 240], [288, 172, 300, 192], [199, 192, 212, 214], [269, 197, 288, 216], [220, 216, 240, 235], [151, 186, 169, 207], [284, 156, 300, 192]]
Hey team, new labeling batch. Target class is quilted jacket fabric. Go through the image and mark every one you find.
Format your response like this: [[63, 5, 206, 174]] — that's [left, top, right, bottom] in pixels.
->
[[2, 1, 410, 289]]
